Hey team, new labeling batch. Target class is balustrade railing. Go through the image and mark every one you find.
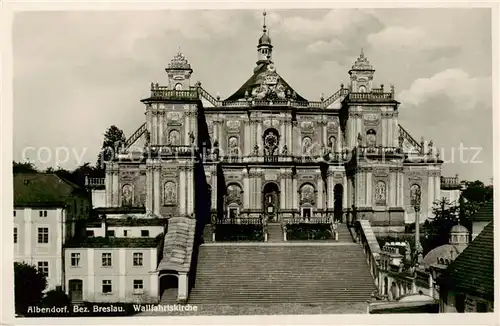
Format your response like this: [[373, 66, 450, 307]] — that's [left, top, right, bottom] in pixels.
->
[[349, 92, 394, 101], [358, 146, 402, 156], [85, 177, 105, 186], [213, 217, 263, 225], [441, 175, 461, 188], [398, 125, 422, 152], [149, 145, 196, 155], [150, 86, 199, 100]]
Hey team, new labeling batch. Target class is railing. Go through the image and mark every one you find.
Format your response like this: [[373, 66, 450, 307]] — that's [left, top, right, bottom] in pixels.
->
[[358, 146, 402, 156], [213, 217, 263, 225], [441, 175, 461, 189], [349, 92, 394, 101], [148, 145, 196, 155], [214, 152, 352, 164], [354, 220, 381, 293], [85, 177, 105, 187], [323, 88, 349, 108], [124, 123, 146, 149], [149, 85, 199, 100], [197, 86, 222, 107], [284, 215, 333, 225], [398, 125, 423, 153]]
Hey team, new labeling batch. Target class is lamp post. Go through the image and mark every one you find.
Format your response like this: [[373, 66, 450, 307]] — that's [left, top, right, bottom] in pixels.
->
[[411, 187, 423, 266]]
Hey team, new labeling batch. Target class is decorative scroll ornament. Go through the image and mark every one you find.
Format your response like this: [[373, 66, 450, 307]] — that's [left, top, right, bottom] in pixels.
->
[[226, 120, 241, 132], [300, 121, 315, 132], [167, 51, 192, 71], [327, 121, 338, 131], [166, 112, 182, 121], [374, 181, 386, 205], [364, 113, 380, 126]]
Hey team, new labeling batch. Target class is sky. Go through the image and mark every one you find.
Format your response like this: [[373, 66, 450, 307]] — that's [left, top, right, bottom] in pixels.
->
[[12, 9, 493, 183]]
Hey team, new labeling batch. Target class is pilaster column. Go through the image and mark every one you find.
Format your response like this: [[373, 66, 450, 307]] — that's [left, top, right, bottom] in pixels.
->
[[153, 164, 161, 216], [397, 172, 404, 207], [255, 170, 262, 209], [218, 120, 224, 153], [366, 171, 372, 206], [327, 170, 334, 210], [151, 111, 157, 144], [158, 111, 164, 145], [434, 173, 441, 203], [317, 172, 324, 210], [212, 121, 218, 143], [184, 113, 190, 146], [146, 163, 153, 213], [105, 169, 111, 207], [280, 171, 286, 210], [295, 123, 301, 155], [390, 170, 397, 207], [287, 122, 292, 153], [179, 168, 186, 215], [280, 123, 285, 152], [243, 169, 250, 209], [387, 116, 393, 147], [337, 127, 342, 152], [257, 121, 263, 152], [322, 124, 327, 147], [286, 176, 293, 209], [146, 110, 152, 141], [292, 176, 298, 210], [244, 122, 250, 155], [112, 167, 119, 207], [382, 118, 387, 147], [343, 174, 348, 209], [356, 116, 362, 144], [211, 169, 217, 211], [393, 118, 399, 147], [428, 173, 434, 213], [187, 166, 194, 215], [118, 249, 126, 301]]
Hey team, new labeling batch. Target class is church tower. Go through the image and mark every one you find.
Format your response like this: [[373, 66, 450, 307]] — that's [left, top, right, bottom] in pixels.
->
[[348, 49, 375, 93], [165, 50, 193, 90], [256, 11, 273, 66]]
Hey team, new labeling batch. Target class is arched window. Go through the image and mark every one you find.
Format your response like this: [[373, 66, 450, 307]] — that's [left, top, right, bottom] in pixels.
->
[[164, 181, 177, 205], [226, 184, 243, 205], [328, 136, 337, 152], [168, 130, 180, 145], [175, 83, 183, 90], [374, 181, 386, 206], [366, 129, 377, 147], [359, 85, 367, 93]]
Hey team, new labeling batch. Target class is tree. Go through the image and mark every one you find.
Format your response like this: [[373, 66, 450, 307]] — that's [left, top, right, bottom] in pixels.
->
[[461, 180, 493, 203], [13, 161, 38, 174], [41, 288, 71, 313], [96, 125, 126, 169], [421, 198, 460, 252], [14, 262, 47, 315]]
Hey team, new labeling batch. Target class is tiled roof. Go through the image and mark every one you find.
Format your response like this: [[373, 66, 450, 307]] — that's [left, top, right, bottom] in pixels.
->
[[224, 63, 307, 102], [65, 234, 163, 248], [470, 201, 494, 222], [438, 221, 494, 300], [14, 173, 86, 207], [157, 216, 196, 273]]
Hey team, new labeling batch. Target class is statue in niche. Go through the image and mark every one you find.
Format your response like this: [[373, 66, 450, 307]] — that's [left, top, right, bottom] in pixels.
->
[[300, 184, 315, 204], [122, 184, 133, 207], [410, 184, 421, 206], [226, 184, 242, 203], [375, 181, 386, 204], [264, 131, 278, 156], [144, 130, 150, 147], [328, 136, 337, 153], [164, 181, 176, 205], [281, 145, 288, 155], [302, 137, 312, 155], [168, 130, 180, 145], [367, 130, 377, 147], [253, 144, 259, 155], [228, 137, 239, 156]]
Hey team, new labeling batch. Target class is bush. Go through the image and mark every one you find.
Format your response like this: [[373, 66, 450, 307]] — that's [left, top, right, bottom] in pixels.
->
[[286, 224, 333, 240], [215, 224, 264, 241], [14, 262, 47, 315]]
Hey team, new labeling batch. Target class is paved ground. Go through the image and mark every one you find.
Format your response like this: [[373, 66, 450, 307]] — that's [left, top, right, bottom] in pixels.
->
[[136, 302, 368, 316]]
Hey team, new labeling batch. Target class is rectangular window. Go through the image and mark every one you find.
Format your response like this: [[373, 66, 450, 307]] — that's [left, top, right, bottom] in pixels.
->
[[133, 279, 143, 289], [301, 207, 312, 218], [71, 253, 81, 267], [124, 230, 128, 237], [86, 230, 95, 237], [102, 280, 112, 293], [107, 230, 115, 237], [141, 230, 149, 237], [37, 227, 49, 243], [37, 261, 49, 277], [133, 253, 143, 266], [14, 227, 17, 243], [39, 210, 47, 217], [102, 253, 112, 267], [13, 211, 16, 217]]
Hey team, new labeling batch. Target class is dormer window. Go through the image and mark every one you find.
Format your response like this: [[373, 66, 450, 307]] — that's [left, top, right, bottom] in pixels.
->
[[359, 85, 366, 93], [175, 83, 182, 90]]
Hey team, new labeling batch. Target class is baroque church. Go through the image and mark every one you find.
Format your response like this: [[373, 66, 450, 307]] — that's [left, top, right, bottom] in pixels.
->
[[104, 12, 443, 233]]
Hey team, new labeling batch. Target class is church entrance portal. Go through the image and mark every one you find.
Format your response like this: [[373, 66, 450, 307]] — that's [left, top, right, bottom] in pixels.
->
[[263, 182, 280, 222], [334, 184, 344, 222]]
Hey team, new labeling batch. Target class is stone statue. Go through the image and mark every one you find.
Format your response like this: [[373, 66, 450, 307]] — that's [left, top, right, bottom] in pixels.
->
[[144, 130, 150, 146], [253, 144, 259, 155], [122, 185, 133, 206], [164, 181, 177, 204], [281, 145, 288, 155], [357, 133, 363, 147], [375, 181, 386, 203]]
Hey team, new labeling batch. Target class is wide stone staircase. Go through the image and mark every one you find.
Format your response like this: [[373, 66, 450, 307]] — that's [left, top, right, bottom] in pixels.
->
[[188, 242, 376, 304], [267, 223, 284, 242]]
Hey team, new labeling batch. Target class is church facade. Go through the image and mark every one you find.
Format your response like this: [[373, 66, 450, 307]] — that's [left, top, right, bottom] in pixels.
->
[[103, 16, 443, 232]]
